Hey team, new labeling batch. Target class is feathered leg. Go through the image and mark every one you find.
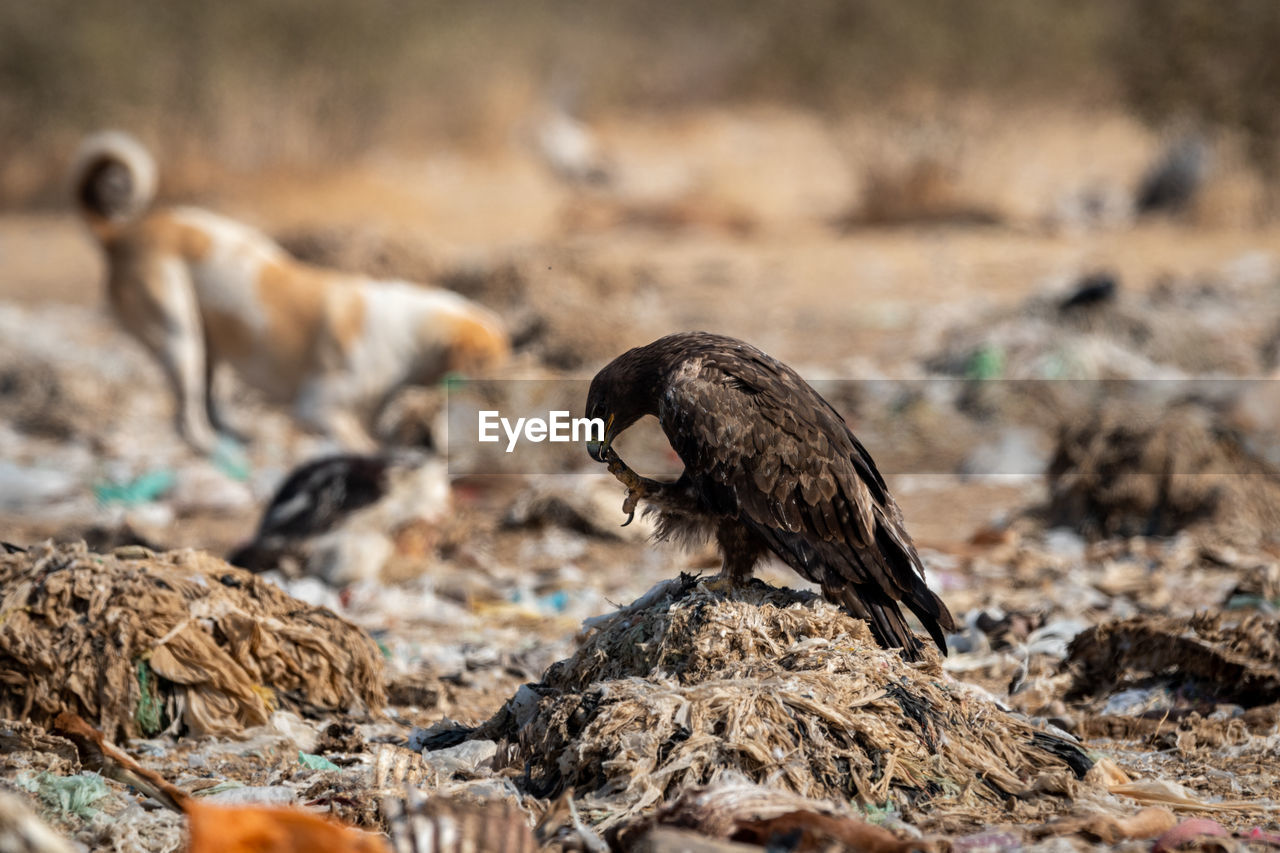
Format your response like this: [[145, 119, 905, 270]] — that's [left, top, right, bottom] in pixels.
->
[[685, 523, 766, 594], [715, 522, 767, 585]]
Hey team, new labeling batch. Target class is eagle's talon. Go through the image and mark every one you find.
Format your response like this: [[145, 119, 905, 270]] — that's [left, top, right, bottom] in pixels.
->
[[605, 453, 627, 477], [604, 447, 646, 516], [702, 575, 737, 595], [620, 486, 641, 526], [607, 460, 642, 492]]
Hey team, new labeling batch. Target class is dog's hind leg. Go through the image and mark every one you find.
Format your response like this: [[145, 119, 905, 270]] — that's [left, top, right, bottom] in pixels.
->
[[111, 257, 220, 454], [203, 355, 250, 444]]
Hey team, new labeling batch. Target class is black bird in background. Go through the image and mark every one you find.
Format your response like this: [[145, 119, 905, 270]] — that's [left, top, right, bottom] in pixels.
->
[[227, 454, 399, 572], [1136, 135, 1207, 216]]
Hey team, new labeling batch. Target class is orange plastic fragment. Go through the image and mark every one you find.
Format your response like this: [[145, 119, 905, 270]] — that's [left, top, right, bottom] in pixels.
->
[[185, 800, 390, 853]]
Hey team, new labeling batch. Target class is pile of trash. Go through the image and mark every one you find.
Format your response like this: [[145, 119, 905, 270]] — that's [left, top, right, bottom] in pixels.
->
[[458, 574, 1092, 834], [1045, 401, 1280, 543], [923, 267, 1279, 381], [274, 223, 442, 287], [0, 542, 386, 740], [1067, 612, 1280, 709]]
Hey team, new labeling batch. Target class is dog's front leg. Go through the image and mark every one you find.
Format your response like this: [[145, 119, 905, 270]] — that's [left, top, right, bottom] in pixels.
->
[[325, 412, 380, 453]]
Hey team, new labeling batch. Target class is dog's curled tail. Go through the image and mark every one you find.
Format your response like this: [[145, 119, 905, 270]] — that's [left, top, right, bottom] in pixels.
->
[[70, 131, 157, 241]]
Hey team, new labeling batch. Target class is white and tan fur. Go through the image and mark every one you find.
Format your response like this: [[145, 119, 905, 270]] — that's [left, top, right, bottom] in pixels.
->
[[70, 131, 509, 452]]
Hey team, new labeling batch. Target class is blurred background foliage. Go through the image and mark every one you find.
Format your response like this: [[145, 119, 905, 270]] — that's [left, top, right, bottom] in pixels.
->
[[2, 0, 1278, 201]]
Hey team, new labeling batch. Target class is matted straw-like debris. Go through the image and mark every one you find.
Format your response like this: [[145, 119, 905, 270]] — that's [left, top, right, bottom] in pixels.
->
[[0, 542, 386, 740], [1066, 613, 1280, 706], [471, 575, 1090, 830], [381, 790, 538, 853], [1046, 402, 1280, 544]]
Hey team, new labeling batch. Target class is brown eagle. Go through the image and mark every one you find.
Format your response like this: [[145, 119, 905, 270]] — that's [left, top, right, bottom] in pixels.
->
[[586, 332, 955, 660]]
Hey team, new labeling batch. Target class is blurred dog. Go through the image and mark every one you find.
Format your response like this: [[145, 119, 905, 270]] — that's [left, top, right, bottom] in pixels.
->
[[70, 131, 510, 452]]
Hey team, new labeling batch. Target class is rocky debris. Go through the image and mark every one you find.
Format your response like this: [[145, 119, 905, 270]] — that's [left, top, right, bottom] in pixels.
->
[[924, 270, 1278, 380], [274, 224, 440, 287], [837, 156, 1004, 229]]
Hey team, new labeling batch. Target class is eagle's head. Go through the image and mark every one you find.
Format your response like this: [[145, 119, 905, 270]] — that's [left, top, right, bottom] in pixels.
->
[[584, 344, 666, 462], [585, 372, 637, 463]]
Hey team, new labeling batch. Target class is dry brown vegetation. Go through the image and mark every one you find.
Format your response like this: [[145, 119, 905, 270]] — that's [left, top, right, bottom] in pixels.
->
[[4, 0, 1280, 207]]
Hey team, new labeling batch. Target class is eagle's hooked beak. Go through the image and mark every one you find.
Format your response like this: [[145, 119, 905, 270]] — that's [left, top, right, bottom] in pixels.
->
[[587, 414, 615, 462]]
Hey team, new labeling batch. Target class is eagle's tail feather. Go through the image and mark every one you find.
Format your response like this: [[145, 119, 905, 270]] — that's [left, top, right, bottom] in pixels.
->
[[830, 583, 926, 662], [873, 601, 926, 662], [905, 588, 955, 657], [871, 525, 956, 658]]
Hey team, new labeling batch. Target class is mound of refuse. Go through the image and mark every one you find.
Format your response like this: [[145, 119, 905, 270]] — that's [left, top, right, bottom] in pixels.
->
[[924, 274, 1273, 381], [0, 542, 386, 740], [1067, 613, 1280, 708], [465, 575, 1091, 832], [1045, 402, 1280, 543]]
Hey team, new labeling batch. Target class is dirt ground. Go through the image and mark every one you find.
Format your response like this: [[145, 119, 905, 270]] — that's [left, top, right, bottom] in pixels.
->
[[3, 104, 1280, 850]]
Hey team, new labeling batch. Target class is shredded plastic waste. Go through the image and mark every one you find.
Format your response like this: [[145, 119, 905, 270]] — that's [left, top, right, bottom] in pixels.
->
[[0, 542, 386, 739], [17, 772, 110, 821]]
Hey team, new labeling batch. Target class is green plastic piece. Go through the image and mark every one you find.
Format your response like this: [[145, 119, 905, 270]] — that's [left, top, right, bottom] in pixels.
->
[[298, 752, 340, 771]]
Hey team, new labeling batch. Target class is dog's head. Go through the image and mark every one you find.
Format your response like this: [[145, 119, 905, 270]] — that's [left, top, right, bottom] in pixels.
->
[[446, 305, 511, 377]]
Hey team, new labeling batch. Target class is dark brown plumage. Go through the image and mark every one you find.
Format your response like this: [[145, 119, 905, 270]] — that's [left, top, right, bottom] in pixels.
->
[[586, 332, 955, 660]]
